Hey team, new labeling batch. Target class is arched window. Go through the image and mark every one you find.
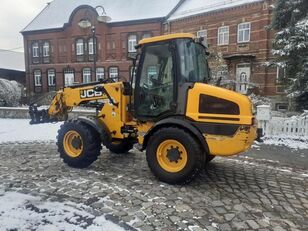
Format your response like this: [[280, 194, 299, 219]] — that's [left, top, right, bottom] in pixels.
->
[[76, 39, 84, 55], [128, 35, 137, 53]]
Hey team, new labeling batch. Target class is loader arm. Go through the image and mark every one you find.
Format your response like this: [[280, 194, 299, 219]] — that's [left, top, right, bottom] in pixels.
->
[[29, 84, 110, 124]]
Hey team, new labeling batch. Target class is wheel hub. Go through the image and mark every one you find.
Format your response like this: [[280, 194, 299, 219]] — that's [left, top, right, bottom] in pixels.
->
[[63, 130, 84, 158], [166, 147, 182, 163], [156, 139, 188, 173], [71, 136, 82, 150]]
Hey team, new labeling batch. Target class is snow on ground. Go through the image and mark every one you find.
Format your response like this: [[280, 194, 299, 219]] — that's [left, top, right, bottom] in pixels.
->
[[0, 119, 62, 143], [0, 189, 123, 230], [262, 135, 308, 150]]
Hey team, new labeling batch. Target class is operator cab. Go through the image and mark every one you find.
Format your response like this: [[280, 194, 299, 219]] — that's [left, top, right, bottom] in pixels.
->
[[133, 33, 211, 121]]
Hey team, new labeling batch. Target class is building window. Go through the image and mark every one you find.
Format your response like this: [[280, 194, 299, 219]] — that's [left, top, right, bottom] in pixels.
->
[[109, 67, 119, 79], [32, 42, 39, 57], [34, 70, 42, 86], [88, 38, 96, 55], [76, 39, 84, 55], [218, 26, 229, 45], [197, 30, 207, 45], [83, 68, 91, 83], [142, 33, 152, 39], [47, 69, 56, 86], [275, 103, 288, 111], [277, 67, 286, 83], [128, 35, 137, 53], [64, 69, 75, 87], [43, 42, 50, 57], [96, 67, 104, 81], [238, 22, 251, 43]]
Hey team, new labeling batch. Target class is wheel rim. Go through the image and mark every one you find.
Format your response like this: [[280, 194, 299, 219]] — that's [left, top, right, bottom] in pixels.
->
[[156, 139, 188, 173], [63, 130, 83, 158]]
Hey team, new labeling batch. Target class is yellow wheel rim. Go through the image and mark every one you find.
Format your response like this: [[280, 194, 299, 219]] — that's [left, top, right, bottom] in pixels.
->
[[156, 139, 188, 173], [63, 130, 83, 158]]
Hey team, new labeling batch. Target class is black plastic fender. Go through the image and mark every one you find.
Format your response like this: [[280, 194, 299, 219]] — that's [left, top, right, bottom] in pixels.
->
[[142, 117, 210, 154], [77, 116, 111, 145]]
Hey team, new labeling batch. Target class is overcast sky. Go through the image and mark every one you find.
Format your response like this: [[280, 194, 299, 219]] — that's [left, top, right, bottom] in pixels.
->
[[0, 0, 49, 52]]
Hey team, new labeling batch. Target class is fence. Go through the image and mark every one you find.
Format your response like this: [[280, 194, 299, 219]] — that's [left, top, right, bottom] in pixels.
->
[[257, 105, 308, 137]]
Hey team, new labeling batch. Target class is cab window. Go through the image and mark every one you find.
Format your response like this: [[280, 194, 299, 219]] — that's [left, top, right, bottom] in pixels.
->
[[135, 43, 174, 118]]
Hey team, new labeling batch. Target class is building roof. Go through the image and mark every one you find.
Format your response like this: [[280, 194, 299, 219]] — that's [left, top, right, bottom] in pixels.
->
[[22, 0, 181, 33], [0, 50, 25, 72], [168, 0, 263, 21]]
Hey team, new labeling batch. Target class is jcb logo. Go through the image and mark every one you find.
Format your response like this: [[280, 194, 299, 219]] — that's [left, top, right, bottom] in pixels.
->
[[80, 89, 103, 99]]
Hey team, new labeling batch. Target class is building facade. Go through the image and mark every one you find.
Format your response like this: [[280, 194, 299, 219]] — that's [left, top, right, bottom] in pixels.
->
[[21, 0, 182, 97], [22, 0, 287, 110]]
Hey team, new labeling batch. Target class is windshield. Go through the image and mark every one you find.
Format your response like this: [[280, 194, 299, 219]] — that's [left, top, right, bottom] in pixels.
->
[[176, 39, 210, 83]]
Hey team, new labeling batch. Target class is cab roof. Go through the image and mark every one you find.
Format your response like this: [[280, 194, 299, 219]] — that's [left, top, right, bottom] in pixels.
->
[[138, 33, 195, 46]]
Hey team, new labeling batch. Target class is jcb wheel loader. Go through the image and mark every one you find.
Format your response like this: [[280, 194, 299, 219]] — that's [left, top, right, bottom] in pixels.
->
[[29, 33, 260, 184]]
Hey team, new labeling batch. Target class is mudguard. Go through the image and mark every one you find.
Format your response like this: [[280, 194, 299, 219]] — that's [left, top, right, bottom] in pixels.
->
[[77, 116, 111, 145], [142, 117, 209, 154]]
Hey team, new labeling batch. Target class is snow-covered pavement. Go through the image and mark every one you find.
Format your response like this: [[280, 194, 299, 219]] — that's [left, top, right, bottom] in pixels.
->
[[0, 119, 307, 230], [0, 119, 126, 230], [0, 189, 123, 231], [0, 119, 61, 142]]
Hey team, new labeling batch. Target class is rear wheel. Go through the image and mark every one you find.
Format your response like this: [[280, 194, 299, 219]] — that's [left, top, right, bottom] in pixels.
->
[[57, 120, 102, 168], [106, 139, 134, 154], [146, 127, 205, 184]]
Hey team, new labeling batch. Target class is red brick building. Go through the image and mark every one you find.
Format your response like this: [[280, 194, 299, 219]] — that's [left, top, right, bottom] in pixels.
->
[[22, 0, 287, 110], [21, 0, 182, 96]]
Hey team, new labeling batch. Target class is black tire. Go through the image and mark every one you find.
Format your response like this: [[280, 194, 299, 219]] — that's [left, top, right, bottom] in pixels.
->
[[106, 139, 134, 154], [146, 127, 205, 184], [206, 155, 216, 163], [57, 120, 102, 168]]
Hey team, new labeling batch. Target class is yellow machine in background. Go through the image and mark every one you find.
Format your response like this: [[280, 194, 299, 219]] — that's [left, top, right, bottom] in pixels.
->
[[29, 33, 259, 184]]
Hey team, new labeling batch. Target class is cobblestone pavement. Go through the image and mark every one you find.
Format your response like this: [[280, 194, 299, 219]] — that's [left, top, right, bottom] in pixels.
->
[[0, 142, 307, 231]]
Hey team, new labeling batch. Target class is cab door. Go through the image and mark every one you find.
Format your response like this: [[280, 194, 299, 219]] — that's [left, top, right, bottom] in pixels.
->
[[134, 42, 176, 120]]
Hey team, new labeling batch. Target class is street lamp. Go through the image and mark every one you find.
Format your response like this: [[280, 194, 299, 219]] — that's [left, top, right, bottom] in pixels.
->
[[78, 6, 111, 81]]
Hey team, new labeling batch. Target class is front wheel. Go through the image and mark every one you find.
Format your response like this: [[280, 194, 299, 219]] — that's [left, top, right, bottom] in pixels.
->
[[57, 121, 102, 168], [146, 127, 205, 184]]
